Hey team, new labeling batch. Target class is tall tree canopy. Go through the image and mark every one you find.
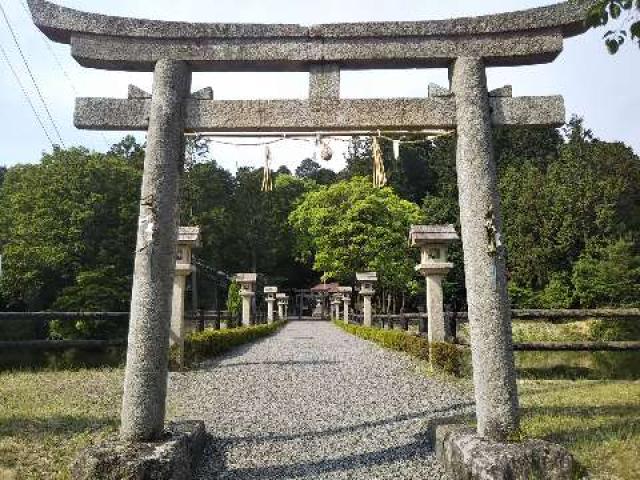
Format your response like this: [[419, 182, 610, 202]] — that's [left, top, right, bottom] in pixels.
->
[[587, 0, 640, 53], [289, 176, 424, 292], [0, 147, 141, 313]]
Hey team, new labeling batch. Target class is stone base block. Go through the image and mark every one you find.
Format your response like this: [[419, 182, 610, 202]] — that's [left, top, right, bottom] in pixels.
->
[[72, 420, 207, 480], [435, 424, 577, 480]]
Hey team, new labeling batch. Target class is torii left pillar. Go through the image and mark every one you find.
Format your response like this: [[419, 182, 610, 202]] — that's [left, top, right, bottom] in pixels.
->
[[121, 60, 191, 442]]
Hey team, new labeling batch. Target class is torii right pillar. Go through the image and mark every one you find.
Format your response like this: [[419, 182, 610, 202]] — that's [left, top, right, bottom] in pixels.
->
[[450, 57, 519, 441]]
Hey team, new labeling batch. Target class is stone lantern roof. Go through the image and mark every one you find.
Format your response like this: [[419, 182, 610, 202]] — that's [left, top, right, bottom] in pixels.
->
[[356, 272, 378, 283], [235, 273, 257, 284], [409, 225, 459, 246], [178, 226, 201, 247]]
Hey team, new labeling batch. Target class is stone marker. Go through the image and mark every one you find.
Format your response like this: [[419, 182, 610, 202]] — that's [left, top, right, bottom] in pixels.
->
[[409, 225, 458, 342], [330, 293, 341, 320], [235, 273, 257, 326], [264, 287, 278, 323], [171, 226, 201, 367], [338, 287, 353, 324], [276, 293, 288, 320], [356, 272, 377, 327]]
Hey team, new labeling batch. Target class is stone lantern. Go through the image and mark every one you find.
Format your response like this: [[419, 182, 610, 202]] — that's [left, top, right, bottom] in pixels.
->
[[276, 293, 288, 320], [235, 273, 257, 326], [356, 272, 377, 327], [264, 286, 278, 323], [170, 226, 201, 362], [338, 286, 353, 324], [331, 293, 342, 320], [409, 225, 459, 342]]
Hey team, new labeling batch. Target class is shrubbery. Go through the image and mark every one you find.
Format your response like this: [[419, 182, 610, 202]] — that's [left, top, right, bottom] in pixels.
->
[[177, 321, 286, 368], [334, 321, 463, 376]]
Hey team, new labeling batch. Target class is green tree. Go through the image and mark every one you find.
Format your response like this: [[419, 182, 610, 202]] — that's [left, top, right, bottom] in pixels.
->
[[587, 0, 640, 53], [289, 176, 424, 292], [295, 158, 337, 185], [573, 238, 640, 307], [264, 174, 317, 287], [108, 135, 145, 169], [0, 147, 141, 317], [226, 280, 241, 315]]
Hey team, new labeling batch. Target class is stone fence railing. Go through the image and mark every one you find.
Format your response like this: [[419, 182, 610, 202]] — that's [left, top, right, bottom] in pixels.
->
[[349, 309, 640, 351], [0, 310, 274, 351]]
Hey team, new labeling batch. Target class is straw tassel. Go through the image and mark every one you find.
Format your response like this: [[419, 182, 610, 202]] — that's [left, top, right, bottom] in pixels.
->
[[372, 137, 387, 188], [261, 145, 273, 192]]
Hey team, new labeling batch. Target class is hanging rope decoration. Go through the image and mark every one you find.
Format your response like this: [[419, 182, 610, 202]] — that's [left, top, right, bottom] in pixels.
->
[[372, 137, 388, 188], [261, 145, 273, 192], [319, 139, 333, 161], [193, 130, 456, 190], [392, 139, 401, 161]]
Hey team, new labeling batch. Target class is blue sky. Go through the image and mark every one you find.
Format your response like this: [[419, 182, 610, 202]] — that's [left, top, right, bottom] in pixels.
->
[[1, 0, 638, 174]]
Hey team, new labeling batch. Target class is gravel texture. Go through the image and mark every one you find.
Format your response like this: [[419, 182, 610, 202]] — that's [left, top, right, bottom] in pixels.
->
[[169, 321, 473, 479]]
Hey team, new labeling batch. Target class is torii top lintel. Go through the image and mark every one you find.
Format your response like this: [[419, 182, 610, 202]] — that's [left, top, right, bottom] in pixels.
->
[[28, 0, 594, 72]]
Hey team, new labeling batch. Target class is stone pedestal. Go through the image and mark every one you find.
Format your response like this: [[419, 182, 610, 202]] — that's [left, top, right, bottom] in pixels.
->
[[451, 56, 519, 440], [410, 225, 458, 343], [343, 297, 350, 324], [312, 295, 325, 319], [435, 424, 577, 480], [356, 272, 377, 328], [338, 287, 352, 324], [276, 293, 288, 321], [264, 286, 278, 324], [267, 299, 275, 323], [72, 421, 207, 480], [235, 273, 257, 327], [335, 294, 343, 320], [170, 227, 201, 368], [240, 292, 254, 326], [170, 272, 187, 363], [120, 59, 191, 442]]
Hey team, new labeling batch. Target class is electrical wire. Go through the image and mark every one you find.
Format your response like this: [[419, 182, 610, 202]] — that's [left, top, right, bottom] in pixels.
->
[[19, 0, 111, 149], [0, 40, 55, 148], [197, 130, 454, 148], [0, 0, 65, 147]]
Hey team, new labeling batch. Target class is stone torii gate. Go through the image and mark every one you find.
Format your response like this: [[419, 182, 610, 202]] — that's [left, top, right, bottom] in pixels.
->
[[27, 0, 594, 445]]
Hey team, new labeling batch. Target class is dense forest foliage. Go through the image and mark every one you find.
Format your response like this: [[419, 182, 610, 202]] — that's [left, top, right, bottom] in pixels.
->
[[0, 118, 638, 317]]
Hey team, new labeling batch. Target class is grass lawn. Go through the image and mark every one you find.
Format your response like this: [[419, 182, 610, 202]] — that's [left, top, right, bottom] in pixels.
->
[[517, 379, 640, 480], [0, 368, 123, 480], [1, 321, 638, 479]]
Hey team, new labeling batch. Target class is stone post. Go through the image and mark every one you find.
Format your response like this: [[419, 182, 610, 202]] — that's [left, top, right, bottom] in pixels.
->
[[356, 272, 377, 327], [339, 287, 352, 324], [450, 56, 519, 441], [409, 225, 458, 343], [120, 60, 191, 442], [284, 296, 289, 320], [170, 227, 201, 367], [236, 273, 257, 327], [332, 294, 341, 320], [276, 293, 287, 320], [264, 287, 278, 323]]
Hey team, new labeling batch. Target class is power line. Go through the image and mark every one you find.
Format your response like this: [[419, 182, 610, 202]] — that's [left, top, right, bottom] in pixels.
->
[[0, 40, 55, 148], [19, 0, 111, 150], [0, 0, 65, 147]]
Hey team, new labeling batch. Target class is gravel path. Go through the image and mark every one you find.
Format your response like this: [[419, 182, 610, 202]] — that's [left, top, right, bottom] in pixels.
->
[[169, 321, 473, 479]]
